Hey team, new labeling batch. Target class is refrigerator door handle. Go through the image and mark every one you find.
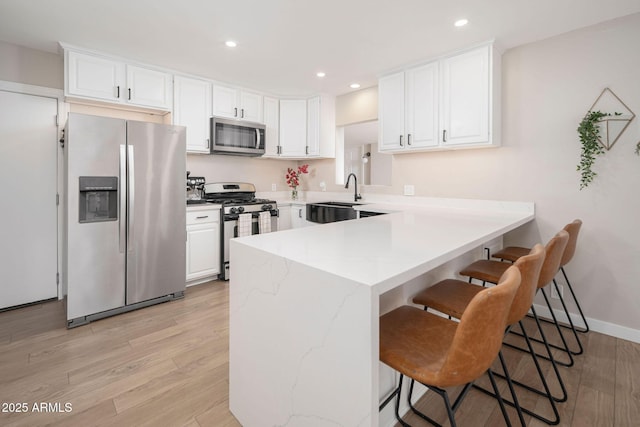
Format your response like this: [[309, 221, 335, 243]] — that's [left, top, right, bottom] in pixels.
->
[[119, 145, 126, 253], [127, 144, 135, 252]]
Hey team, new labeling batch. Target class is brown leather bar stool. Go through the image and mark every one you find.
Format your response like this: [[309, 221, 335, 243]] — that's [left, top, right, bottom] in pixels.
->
[[413, 244, 563, 425], [379, 266, 521, 427], [493, 220, 588, 352], [459, 230, 574, 366]]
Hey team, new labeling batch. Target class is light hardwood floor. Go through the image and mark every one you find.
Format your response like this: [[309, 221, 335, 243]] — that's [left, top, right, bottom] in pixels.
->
[[1, 281, 638, 426]]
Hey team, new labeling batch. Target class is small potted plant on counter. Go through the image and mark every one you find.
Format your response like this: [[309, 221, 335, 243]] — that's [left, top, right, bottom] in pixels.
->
[[286, 164, 309, 200]]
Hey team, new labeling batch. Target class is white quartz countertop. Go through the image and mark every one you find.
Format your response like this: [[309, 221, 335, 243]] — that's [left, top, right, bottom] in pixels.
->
[[234, 199, 534, 294]]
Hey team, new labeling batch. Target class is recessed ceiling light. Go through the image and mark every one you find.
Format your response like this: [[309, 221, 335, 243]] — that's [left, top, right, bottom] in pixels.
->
[[454, 19, 468, 27], [350, 83, 361, 89], [316, 72, 326, 78], [225, 40, 237, 48]]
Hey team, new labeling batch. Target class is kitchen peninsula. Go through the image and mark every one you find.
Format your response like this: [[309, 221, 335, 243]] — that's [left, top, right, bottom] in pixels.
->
[[229, 198, 534, 426]]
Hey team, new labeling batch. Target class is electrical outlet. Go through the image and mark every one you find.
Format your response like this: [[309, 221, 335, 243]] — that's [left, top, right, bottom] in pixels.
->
[[271, 183, 277, 191], [404, 184, 415, 196], [551, 284, 563, 299]]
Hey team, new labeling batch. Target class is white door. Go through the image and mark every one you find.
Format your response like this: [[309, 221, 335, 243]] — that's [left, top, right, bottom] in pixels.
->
[[279, 99, 307, 157], [174, 76, 212, 153], [213, 85, 240, 119], [440, 45, 490, 146], [378, 72, 405, 151], [126, 65, 172, 110], [67, 51, 124, 102], [240, 91, 263, 123], [0, 90, 58, 309], [406, 62, 439, 149]]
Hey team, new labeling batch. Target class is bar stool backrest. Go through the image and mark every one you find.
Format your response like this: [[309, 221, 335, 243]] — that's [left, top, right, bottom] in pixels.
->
[[437, 266, 521, 387], [538, 230, 569, 289], [560, 220, 582, 267], [505, 243, 545, 326]]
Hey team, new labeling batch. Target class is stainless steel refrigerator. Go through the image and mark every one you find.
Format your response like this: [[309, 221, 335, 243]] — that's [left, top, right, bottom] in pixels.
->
[[65, 113, 186, 327]]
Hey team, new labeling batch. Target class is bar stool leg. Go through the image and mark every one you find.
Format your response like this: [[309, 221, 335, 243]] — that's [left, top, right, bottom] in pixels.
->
[[560, 266, 590, 333]]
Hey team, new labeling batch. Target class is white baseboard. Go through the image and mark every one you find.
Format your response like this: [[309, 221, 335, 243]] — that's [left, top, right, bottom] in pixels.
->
[[532, 303, 640, 344]]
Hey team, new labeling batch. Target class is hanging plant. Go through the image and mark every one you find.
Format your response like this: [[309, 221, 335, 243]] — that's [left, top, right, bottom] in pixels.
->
[[635, 141, 640, 156], [576, 110, 610, 190]]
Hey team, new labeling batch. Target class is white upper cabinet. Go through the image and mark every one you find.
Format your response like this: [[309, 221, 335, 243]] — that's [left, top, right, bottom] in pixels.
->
[[173, 76, 212, 154], [440, 45, 490, 147], [67, 51, 124, 102], [126, 65, 173, 110], [378, 71, 406, 151], [378, 43, 499, 153], [307, 96, 320, 156], [406, 62, 439, 149], [263, 96, 280, 157], [279, 99, 307, 157], [212, 84, 263, 123], [275, 95, 335, 159], [65, 49, 172, 111]]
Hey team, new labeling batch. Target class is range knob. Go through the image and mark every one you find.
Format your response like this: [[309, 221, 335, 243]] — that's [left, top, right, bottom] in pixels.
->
[[189, 179, 196, 185], [230, 207, 238, 214], [261, 204, 273, 211], [237, 206, 245, 213]]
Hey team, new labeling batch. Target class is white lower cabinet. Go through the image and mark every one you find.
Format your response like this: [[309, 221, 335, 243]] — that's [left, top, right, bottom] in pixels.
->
[[290, 203, 313, 228], [278, 205, 292, 230], [186, 207, 220, 283]]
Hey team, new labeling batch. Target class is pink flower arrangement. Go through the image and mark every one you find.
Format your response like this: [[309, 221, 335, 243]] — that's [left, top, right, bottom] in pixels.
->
[[285, 164, 309, 189]]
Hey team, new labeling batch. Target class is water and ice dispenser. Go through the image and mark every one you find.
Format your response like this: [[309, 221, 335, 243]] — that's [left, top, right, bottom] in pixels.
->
[[78, 176, 118, 223]]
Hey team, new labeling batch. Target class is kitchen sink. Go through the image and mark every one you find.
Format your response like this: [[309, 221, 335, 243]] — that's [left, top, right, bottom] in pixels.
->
[[306, 201, 363, 223]]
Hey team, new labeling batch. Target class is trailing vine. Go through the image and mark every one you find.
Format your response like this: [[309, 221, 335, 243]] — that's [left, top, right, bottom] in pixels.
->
[[577, 111, 609, 190], [636, 141, 640, 156]]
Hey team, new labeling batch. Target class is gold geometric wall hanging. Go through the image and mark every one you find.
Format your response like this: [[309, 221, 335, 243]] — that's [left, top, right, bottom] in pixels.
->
[[588, 88, 635, 151]]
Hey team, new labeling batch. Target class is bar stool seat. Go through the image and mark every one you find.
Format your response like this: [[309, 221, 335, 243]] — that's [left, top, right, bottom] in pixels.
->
[[459, 260, 511, 284], [492, 246, 530, 262]]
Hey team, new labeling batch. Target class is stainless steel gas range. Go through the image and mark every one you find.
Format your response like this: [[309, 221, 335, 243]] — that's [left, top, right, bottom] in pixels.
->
[[202, 183, 278, 280]]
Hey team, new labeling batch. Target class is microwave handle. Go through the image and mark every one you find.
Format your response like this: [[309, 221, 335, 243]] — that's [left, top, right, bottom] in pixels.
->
[[256, 129, 261, 149]]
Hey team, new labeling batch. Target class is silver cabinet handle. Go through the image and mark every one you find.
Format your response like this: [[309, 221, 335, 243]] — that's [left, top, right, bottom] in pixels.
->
[[298, 209, 302, 218], [128, 88, 132, 100], [241, 108, 245, 118], [408, 134, 412, 146], [196, 215, 209, 219], [116, 86, 120, 98], [206, 138, 210, 149], [234, 107, 238, 117], [399, 135, 403, 147], [443, 130, 447, 142]]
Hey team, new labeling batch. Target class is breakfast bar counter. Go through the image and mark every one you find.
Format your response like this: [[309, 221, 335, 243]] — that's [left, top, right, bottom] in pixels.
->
[[229, 198, 534, 426]]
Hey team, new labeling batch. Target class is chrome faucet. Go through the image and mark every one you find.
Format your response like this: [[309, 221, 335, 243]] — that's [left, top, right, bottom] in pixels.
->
[[345, 173, 362, 202]]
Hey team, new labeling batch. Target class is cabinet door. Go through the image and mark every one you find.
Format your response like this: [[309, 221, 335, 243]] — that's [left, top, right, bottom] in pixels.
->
[[440, 45, 490, 146], [126, 65, 172, 110], [186, 222, 220, 281], [174, 76, 212, 153], [213, 84, 239, 118], [67, 51, 124, 102], [406, 62, 438, 149], [290, 205, 311, 228], [279, 99, 307, 157], [378, 72, 405, 151], [307, 96, 320, 156], [240, 91, 263, 123], [277, 206, 291, 230], [263, 96, 280, 156]]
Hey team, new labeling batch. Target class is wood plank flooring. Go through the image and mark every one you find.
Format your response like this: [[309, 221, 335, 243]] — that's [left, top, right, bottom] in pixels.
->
[[1, 281, 638, 426]]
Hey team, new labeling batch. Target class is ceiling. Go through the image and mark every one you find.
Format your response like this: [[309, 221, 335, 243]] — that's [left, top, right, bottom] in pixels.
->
[[1, 1, 639, 97]]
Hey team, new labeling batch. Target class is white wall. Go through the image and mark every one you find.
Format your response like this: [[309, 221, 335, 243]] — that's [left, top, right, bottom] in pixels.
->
[[307, 13, 640, 334], [0, 41, 63, 89]]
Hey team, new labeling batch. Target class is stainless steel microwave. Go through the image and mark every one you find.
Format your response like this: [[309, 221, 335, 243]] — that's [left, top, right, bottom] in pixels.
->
[[210, 116, 265, 156]]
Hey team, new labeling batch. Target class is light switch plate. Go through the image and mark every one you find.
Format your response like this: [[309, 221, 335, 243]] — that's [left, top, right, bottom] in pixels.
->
[[404, 185, 415, 196]]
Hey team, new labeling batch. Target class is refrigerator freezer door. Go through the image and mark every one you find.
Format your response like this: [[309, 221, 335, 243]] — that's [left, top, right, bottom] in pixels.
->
[[67, 114, 126, 320], [126, 121, 186, 304]]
